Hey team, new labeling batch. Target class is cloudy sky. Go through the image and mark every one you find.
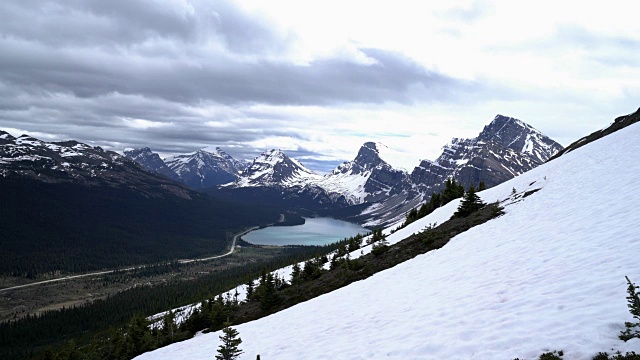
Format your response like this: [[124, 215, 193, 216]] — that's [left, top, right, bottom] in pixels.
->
[[1, 0, 638, 172]]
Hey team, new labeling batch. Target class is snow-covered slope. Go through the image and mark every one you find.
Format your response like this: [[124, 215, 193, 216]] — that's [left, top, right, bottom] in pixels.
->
[[138, 121, 640, 359]]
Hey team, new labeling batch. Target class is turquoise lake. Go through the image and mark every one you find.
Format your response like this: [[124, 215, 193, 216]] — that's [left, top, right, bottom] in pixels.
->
[[242, 217, 369, 246]]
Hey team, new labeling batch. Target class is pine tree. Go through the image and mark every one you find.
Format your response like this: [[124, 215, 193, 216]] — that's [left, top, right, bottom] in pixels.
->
[[478, 180, 486, 191], [453, 184, 486, 218], [245, 279, 254, 300], [620, 276, 640, 341], [405, 208, 418, 225], [291, 262, 301, 284], [125, 313, 154, 357], [161, 310, 176, 340], [216, 323, 243, 360]]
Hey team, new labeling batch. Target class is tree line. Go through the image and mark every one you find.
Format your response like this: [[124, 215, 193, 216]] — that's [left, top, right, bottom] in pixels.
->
[[0, 238, 361, 359]]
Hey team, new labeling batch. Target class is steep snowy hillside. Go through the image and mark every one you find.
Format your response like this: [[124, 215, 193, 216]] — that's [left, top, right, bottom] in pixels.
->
[[138, 122, 640, 359]]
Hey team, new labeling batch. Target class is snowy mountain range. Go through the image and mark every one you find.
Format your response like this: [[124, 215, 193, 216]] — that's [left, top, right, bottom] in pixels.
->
[[164, 148, 246, 189], [0, 114, 563, 227], [221, 114, 563, 226], [137, 109, 640, 360], [0, 131, 190, 198], [124, 147, 248, 189]]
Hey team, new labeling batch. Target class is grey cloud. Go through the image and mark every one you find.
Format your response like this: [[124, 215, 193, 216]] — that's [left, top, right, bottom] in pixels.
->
[[0, 0, 476, 107], [0, 39, 475, 106], [0, 0, 486, 173], [0, 0, 283, 53]]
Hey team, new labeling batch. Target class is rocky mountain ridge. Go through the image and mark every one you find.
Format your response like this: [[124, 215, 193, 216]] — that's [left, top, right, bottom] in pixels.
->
[[0, 131, 191, 199], [1, 114, 564, 227], [221, 115, 563, 226]]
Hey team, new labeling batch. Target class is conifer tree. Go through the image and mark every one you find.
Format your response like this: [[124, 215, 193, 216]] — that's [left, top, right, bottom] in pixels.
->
[[125, 314, 154, 357], [478, 180, 486, 191], [417, 203, 429, 218], [405, 208, 418, 225], [216, 323, 243, 360], [620, 276, 640, 341], [245, 279, 254, 300], [257, 272, 279, 311], [291, 262, 301, 284], [161, 310, 176, 340], [453, 184, 486, 218]]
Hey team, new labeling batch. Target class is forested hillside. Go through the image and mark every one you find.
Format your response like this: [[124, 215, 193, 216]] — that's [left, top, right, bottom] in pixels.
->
[[0, 178, 279, 276]]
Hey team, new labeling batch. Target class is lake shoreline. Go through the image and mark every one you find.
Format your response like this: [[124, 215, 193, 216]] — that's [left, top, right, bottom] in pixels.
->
[[242, 217, 368, 247]]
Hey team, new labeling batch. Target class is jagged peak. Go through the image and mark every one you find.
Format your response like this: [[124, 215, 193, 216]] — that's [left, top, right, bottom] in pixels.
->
[[481, 114, 543, 139], [251, 149, 313, 173], [353, 142, 385, 168], [124, 147, 153, 156], [254, 148, 287, 162], [17, 134, 41, 141], [0, 130, 15, 140]]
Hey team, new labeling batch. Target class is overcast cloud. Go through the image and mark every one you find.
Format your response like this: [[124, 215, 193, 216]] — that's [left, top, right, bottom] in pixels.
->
[[1, 0, 639, 172]]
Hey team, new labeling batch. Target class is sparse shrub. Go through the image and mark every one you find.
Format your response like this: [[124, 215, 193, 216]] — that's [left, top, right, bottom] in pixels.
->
[[595, 351, 640, 360], [489, 203, 505, 218], [371, 241, 389, 256], [620, 276, 640, 341], [539, 350, 563, 359]]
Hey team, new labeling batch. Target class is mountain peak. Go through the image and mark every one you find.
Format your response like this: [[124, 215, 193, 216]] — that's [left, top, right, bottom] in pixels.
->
[[354, 142, 386, 169], [124, 147, 153, 156], [253, 149, 309, 170], [163, 147, 243, 188], [480, 114, 533, 140], [0, 130, 15, 142], [123, 147, 182, 182], [477, 115, 563, 161], [227, 149, 319, 188]]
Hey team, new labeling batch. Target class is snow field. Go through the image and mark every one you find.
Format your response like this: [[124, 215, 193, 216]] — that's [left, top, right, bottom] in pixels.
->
[[139, 123, 640, 359]]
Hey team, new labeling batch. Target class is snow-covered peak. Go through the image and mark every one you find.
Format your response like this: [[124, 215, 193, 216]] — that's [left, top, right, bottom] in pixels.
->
[[478, 115, 563, 162], [123, 147, 154, 158], [0, 132, 179, 189], [229, 149, 321, 188], [254, 149, 289, 166], [15, 134, 45, 147], [163, 148, 242, 188], [0, 130, 15, 141]]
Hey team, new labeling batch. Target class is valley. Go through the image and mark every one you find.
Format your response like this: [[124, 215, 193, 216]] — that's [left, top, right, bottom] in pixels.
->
[[0, 244, 296, 324]]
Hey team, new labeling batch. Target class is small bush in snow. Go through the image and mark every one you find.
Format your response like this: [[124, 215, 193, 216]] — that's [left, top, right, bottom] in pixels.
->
[[620, 276, 640, 341]]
